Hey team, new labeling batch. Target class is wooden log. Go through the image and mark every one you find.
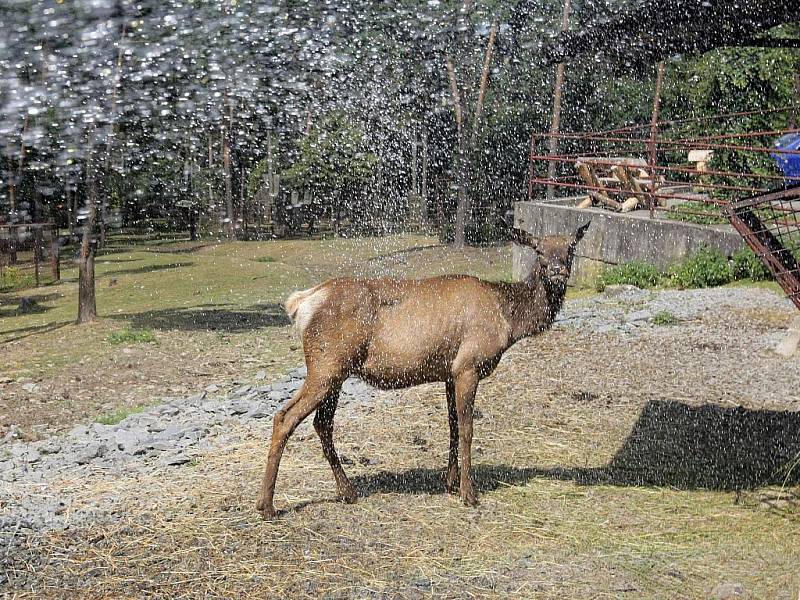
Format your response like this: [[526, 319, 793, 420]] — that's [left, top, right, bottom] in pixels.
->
[[612, 165, 647, 211], [577, 162, 620, 209]]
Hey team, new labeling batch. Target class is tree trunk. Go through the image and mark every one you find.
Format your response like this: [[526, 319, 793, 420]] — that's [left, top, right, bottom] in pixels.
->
[[447, 20, 498, 248], [67, 185, 75, 236], [77, 166, 98, 324], [453, 137, 469, 248], [222, 124, 234, 239], [99, 196, 107, 248], [420, 129, 428, 226]]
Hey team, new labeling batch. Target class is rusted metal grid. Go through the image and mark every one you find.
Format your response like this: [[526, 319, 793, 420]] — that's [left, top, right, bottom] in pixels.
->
[[724, 186, 800, 310], [525, 106, 800, 307], [528, 107, 800, 208]]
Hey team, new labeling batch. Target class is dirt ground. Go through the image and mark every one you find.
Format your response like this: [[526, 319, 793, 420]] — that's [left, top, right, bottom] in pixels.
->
[[3, 262, 799, 598]]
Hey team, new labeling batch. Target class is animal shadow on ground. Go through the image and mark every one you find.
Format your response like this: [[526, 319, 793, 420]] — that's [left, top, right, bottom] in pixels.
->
[[352, 400, 800, 498], [115, 302, 290, 333]]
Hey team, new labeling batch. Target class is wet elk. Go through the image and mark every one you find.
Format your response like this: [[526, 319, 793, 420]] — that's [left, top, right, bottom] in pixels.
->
[[256, 222, 591, 519]]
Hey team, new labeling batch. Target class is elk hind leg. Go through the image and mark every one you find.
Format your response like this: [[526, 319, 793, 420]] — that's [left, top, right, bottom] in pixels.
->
[[445, 379, 459, 494], [314, 388, 357, 503], [256, 377, 333, 519]]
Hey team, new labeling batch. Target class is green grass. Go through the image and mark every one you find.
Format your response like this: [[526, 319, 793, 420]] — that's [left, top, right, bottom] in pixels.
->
[[96, 405, 147, 425], [0, 233, 511, 431], [0, 266, 36, 292], [651, 310, 679, 326], [253, 255, 278, 263], [665, 201, 728, 225], [107, 328, 158, 345]]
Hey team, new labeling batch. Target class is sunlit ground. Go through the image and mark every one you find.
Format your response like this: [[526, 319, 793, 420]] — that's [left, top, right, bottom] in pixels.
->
[[0, 234, 511, 433], [2, 233, 798, 598], [9, 312, 800, 598]]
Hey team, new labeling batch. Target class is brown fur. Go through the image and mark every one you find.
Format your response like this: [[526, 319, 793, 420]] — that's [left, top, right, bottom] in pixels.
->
[[256, 223, 590, 519]]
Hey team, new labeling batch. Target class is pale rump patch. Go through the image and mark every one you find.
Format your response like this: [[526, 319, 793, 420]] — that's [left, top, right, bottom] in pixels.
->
[[285, 286, 329, 334]]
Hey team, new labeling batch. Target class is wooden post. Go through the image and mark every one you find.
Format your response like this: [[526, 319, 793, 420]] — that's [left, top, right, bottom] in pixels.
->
[[546, 0, 571, 200], [648, 61, 666, 219], [50, 224, 60, 282], [33, 226, 42, 286]]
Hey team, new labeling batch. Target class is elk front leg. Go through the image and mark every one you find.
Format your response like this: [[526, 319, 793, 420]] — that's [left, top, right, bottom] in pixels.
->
[[256, 377, 331, 519], [313, 390, 357, 504], [445, 379, 459, 494], [455, 370, 479, 507]]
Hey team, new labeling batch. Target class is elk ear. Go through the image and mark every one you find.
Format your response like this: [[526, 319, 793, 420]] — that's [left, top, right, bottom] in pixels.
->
[[574, 221, 591, 243], [510, 228, 540, 250]]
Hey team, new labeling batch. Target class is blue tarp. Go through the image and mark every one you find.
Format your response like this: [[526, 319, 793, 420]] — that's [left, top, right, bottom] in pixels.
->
[[772, 133, 800, 180]]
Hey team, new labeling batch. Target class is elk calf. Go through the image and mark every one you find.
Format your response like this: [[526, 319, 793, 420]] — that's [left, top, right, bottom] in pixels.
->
[[256, 222, 591, 519]]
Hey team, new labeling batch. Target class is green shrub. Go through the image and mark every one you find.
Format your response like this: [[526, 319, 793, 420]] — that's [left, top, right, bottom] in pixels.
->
[[107, 328, 157, 345], [670, 247, 732, 288], [595, 261, 664, 291], [651, 311, 679, 326], [97, 405, 146, 425], [254, 256, 277, 263], [731, 247, 772, 281]]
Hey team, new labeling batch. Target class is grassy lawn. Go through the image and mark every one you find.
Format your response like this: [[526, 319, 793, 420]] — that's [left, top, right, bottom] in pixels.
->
[[0, 234, 512, 434]]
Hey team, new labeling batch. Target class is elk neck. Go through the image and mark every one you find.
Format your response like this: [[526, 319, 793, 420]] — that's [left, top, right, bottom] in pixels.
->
[[494, 264, 567, 343]]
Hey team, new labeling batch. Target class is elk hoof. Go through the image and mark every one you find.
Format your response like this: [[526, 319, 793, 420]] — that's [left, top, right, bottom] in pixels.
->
[[461, 489, 479, 507], [256, 497, 277, 520], [259, 506, 278, 520], [339, 486, 358, 504]]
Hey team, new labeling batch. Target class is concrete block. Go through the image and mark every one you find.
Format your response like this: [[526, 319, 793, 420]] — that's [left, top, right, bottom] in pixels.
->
[[513, 196, 745, 284], [775, 315, 800, 358]]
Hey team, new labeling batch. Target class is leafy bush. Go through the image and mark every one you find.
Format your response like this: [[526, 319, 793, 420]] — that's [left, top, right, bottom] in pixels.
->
[[731, 247, 772, 281], [440, 222, 506, 246], [670, 247, 732, 288], [107, 328, 157, 345], [595, 261, 664, 291]]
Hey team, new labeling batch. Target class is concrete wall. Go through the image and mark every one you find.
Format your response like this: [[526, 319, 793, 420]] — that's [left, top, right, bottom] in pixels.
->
[[513, 197, 745, 284]]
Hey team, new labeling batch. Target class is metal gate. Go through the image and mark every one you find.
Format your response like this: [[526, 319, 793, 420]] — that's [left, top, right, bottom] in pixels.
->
[[723, 186, 800, 310]]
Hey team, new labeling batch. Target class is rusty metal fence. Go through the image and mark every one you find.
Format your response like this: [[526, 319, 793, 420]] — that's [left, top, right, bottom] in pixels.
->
[[526, 106, 800, 309], [724, 187, 800, 310]]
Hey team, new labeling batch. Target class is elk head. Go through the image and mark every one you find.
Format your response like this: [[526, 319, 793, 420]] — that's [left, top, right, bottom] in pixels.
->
[[512, 221, 591, 290]]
